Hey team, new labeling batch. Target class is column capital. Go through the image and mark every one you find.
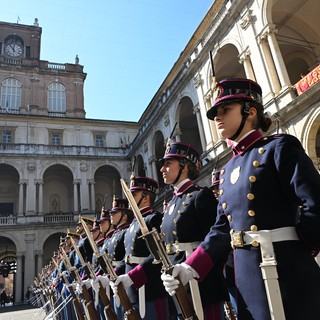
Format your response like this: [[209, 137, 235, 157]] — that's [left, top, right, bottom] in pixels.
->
[[239, 9, 252, 30], [193, 74, 203, 88], [257, 24, 277, 43], [238, 48, 251, 64], [35, 179, 44, 185], [193, 105, 200, 114]]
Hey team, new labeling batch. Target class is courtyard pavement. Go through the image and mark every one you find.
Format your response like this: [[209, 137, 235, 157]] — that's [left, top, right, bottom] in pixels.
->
[[0, 303, 46, 320]]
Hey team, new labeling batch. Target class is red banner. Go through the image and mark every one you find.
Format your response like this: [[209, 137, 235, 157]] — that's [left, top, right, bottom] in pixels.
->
[[295, 65, 320, 95]]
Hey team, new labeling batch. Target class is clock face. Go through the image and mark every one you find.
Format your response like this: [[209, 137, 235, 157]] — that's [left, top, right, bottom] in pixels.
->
[[4, 43, 23, 57]]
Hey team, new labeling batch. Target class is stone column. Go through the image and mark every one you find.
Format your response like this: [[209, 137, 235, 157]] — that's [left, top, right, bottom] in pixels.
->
[[194, 73, 215, 148], [257, 31, 281, 94], [149, 155, 158, 181], [26, 163, 36, 215], [18, 181, 24, 216], [90, 180, 95, 212], [35, 250, 43, 275], [193, 104, 206, 151], [239, 49, 256, 81], [24, 233, 36, 292], [73, 181, 79, 213], [15, 253, 24, 303], [264, 24, 291, 89], [38, 181, 44, 214]]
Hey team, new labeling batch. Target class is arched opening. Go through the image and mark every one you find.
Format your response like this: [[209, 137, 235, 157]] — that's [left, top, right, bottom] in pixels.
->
[[0, 237, 16, 305], [94, 165, 122, 213], [0, 164, 19, 217], [153, 131, 166, 190], [43, 165, 74, 214], [178, 96, 202, 153]]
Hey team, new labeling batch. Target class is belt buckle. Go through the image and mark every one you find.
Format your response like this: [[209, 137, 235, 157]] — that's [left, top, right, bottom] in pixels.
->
[[231, 230, 245, 248], [166, 243, 173, 254]]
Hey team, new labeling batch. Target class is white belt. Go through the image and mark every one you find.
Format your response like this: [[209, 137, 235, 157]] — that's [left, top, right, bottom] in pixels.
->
[[231, 226, 299, 248], [125, 255, 146, 264], [111, 260, 121, 267], [166, 241, 201, 254]]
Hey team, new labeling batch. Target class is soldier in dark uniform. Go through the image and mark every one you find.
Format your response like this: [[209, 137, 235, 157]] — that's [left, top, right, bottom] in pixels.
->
[[110, 176, 169, 319], [159, 142, 227, 319], [76, 216, 95, 271], [105, 197, 133, 319], [163, 78, 320, 319]]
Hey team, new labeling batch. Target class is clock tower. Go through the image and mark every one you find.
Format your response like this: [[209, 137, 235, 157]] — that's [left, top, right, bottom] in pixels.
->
[[0, 18, 41, 64], [0, 18, 86, 118]]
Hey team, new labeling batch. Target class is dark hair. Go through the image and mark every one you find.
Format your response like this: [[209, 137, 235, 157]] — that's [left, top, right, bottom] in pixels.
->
[[252, 102, 272, 132], [186, 161, 200, 180]]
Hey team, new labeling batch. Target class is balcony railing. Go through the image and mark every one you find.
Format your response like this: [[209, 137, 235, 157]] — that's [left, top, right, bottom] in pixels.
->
[[0, 143, 129, 157], [0, 212, 96, 226]]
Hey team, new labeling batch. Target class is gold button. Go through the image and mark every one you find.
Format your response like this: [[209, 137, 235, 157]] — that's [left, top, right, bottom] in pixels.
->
[[173, 231, 177, 235], [220, 169, 225, 175], [175, 240, 179, 245], [219, 189, 224, 196], [263, 137, 268, 140], [177, 210, 182, 215], [248, 210, 255, 217], [222, 202, 227, 209], [250, 225, 258, 232], [249, 176, 256, 183], [258, 147, 265, 154], [227, 215, 232, 221], [252, 160, 260, 167], [132, 238, 135, 242], [173, 219, 177, 224], [131, 246, 134, 250], [220, 178, 225, 184], [251, 240, 260, 247], [187, 193, 192, 198], [247, 193, 255, 200], [182, 202, 187, 206]]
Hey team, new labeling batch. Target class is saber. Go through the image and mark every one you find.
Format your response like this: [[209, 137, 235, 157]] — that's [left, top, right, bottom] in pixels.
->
[[120, 178, 199, 320], [52, 257, 85, 320], [80, 218, 138, 320], [69, 236, 118, 320]]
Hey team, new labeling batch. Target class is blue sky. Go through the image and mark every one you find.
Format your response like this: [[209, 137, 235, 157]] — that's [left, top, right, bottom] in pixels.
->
[[2, 0, 213, 122]]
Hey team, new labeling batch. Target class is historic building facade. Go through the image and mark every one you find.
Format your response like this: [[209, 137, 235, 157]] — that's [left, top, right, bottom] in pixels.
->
[[0, 0, 319, 303]]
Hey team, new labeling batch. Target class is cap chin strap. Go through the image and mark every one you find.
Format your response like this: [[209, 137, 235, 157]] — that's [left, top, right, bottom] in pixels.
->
[[136, 191, 147, 208], [228, 102, 250, 141], [172, 163, 185, 186]]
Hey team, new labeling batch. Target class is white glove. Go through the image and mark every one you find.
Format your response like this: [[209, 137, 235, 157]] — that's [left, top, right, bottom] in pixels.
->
[[110, 274, 133, 296], [96, 275, 110, 289], [61, 283, 67, 295], [161, 272, 180, 296], [91, 278, 101, 293], [82, 278, 92, 289], [161, 263, 199, 296], [67, 283, 78, 292]]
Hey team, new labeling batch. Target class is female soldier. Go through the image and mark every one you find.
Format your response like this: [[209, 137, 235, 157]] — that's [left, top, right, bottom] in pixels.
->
[[160, 141, 228, 319], [162, 78, 320, 320]]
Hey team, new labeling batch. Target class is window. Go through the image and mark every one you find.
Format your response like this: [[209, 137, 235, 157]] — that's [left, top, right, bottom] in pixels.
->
[[1, 78, 22, 111], [48, 82, 66, 113], [95, 135, 104, 147], [51, 133, 61, 145], [2, 130, 12, 143]]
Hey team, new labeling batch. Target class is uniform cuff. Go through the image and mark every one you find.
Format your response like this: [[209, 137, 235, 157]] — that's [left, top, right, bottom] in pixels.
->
[[185, 246, 213, 282], [128, 264, 147, 289]]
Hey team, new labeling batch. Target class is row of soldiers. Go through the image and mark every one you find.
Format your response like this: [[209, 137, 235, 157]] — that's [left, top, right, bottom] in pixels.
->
[[31, 78, 320, 320], [31, 139, 234, 320]]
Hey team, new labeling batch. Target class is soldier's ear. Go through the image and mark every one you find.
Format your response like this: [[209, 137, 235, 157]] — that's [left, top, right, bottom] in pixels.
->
[[248, 106, 257, 118]]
